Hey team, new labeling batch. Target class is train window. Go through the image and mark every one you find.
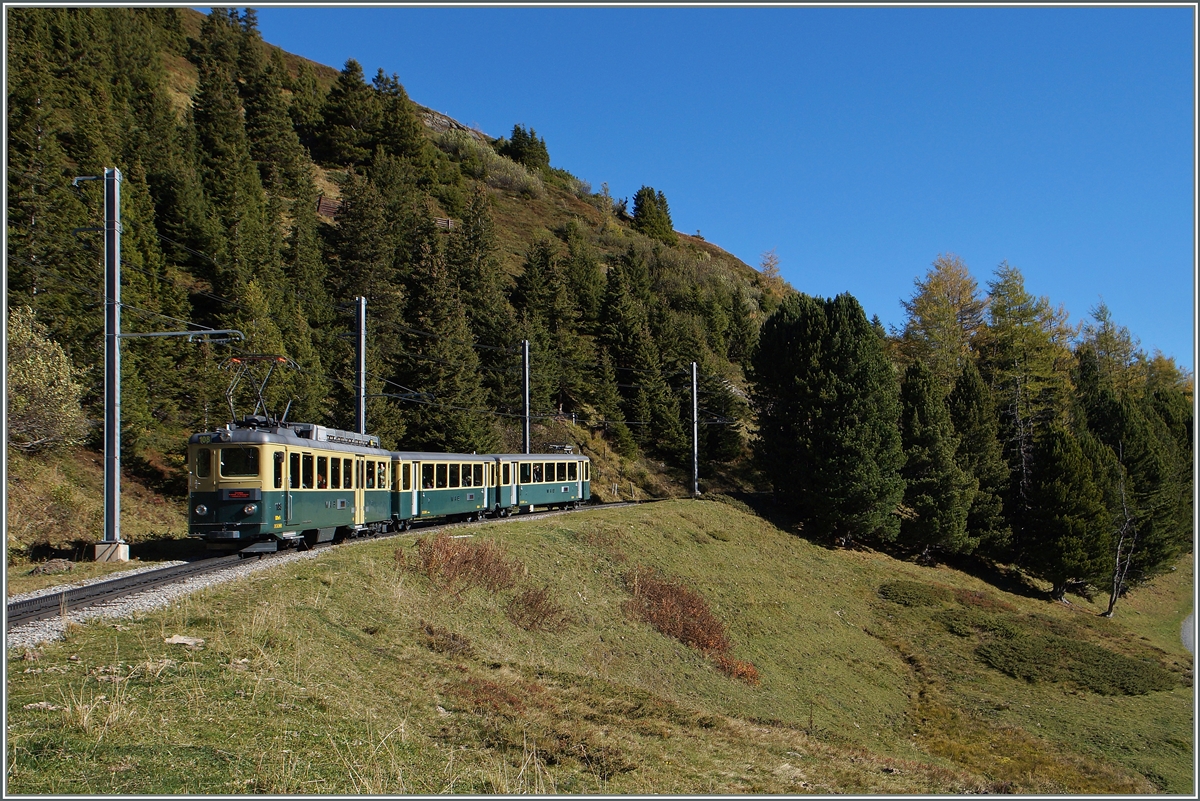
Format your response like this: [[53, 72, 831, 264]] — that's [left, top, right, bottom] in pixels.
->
[[379, 462, 388, 488], [532, 463, 543, 482], [519, 463, 530, 483], [331, 457, 341, 489], [503, 463, 511, 485], [545, 462, 555, 482], [290, 453, 301, 489], [585, 462, 590, 481], [196, 448, 211, 478], [274, 451, 284, 488], [366, 461, 375, 489], [556, 462, 567, 482], [302, 454, 314, 489], [220, 447, 260, 477], [422, 464, 434, 489], [317, 456, 328, 489], [448, 464, 459, 488], [474, 464, 484, 487], [436, 463, 448, 488], [343, 458, 353, 489], [460, 464, 471, 487], [402, 463, 411, 491], [568, 462, 577, 481]]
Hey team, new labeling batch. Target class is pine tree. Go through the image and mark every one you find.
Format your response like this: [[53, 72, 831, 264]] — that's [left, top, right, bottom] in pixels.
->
[[372, 69, 431, 179], [751, 293, 905, 545], [288, 59, 326, 154], [498, 124, 549, 172], [592, 349, 637, 457], [319, 59, 381, 166], [1023, 425, 1110, 601], [898, 360, 977, 560], [947, 359, 1012, 556]]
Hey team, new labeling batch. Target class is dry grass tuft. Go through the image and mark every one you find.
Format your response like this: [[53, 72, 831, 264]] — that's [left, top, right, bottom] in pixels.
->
[[418, 620, 475, 658], [506, 585, 571, 632]]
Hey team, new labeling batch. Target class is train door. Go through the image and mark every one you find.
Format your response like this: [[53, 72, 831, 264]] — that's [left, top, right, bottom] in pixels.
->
[[510, 461, 518, 507], [354, 457, 366, 526], [287, 450, 300, 525]]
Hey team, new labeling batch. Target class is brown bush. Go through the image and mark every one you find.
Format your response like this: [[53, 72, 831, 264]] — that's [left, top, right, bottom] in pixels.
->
[[624, 567, 731, 655], [953, 587, 1016, 612], [397, 533, 518, 595], [506, 585, 570, 632], [713, 654, 761, 685], [450, 676, 526, 717]]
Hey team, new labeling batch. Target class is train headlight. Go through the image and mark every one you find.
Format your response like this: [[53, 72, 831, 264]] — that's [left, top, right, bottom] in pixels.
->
[[242, 504, 258, 515], [194, 504, 208, 516]]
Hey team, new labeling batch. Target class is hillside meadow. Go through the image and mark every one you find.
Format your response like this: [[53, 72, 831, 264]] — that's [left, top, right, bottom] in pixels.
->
[[5, 500, 1193, 794]]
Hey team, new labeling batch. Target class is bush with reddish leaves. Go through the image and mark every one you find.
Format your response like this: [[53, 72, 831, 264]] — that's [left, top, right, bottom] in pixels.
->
[[624, 566, 758, 684], [396, 532, 518, 595]]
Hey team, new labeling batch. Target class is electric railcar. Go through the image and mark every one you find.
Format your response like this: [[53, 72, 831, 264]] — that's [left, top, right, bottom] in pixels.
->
[[188, 416, 592, 552]]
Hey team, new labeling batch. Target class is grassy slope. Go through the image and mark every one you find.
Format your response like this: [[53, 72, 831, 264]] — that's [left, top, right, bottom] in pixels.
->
[[6, 501, 1191, 793]]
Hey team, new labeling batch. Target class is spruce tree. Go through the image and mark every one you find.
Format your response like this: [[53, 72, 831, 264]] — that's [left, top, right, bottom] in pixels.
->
[[319, 59, 381, 166], [631, 185, 678, 246], [898, 360, 977, 560], [750, 293, 905, 545], [947, 359, 1013, 556], [1023, 425, 1110, 601]]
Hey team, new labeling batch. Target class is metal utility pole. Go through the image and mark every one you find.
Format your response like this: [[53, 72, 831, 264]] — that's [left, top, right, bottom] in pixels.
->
[[522, 339, 531, 454], [103, 168, 124, 553], [692, 361, 699, 497], [355, 296, 367, 435]]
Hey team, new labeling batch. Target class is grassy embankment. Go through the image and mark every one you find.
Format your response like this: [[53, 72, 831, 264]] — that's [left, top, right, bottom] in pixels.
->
[[6, 499, 1192, 794]]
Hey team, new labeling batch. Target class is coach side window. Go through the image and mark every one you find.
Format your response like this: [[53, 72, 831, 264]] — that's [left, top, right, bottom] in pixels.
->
[[568, 462, 577, 481], [520, 462, 531, 483], [274, 451, 284, 488], [302, 454, 314, 489], [448, 464, 460, 488], [532, 463, 543, 482], [436, 463, 448, 489], [473, 464, 483, 487], [402, 463, 411, 491], [366, 461, 375, 489], [331, 457, 341, 489], [504, 463, 512, 485], [343, 458, 353, 489], [290, 453, 301, 489], [422, 464, 434, 489], [317, 456, 328, 489], [585, 462, 590, 481]]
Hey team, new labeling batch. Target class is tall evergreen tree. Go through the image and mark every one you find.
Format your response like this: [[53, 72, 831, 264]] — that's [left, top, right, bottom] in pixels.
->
[[750, 293, 905, 545], [1023, 425, 1110, 601], [631, 185, 678, 246], [319, 59, 381, 166], [498, 124, 549, 172], [898, 360, 977, 560], [947, 360, 1012, 556]]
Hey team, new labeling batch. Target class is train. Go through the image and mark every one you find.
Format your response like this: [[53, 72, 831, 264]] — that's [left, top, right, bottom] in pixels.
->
[[187, 414, 591, 553]]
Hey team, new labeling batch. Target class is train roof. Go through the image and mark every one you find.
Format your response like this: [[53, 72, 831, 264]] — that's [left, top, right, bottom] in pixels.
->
[[390, 451, 493, 461], [490, 453, 589, 460], [188, 418, 387, 454]]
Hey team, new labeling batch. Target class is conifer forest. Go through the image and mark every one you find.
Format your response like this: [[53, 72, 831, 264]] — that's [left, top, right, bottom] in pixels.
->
[[7, 8, 1193, 609]]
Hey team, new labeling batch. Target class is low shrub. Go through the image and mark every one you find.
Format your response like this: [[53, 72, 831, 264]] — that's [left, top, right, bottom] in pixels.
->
[[397, 533, 518, 595], [624, 567, 730, 655], [976, 634, 1177, 696], [878, 580, 952, 607], [623, 566, 759, 684], [932, 608, 1023, 640], [953, 587, 1016, 612]]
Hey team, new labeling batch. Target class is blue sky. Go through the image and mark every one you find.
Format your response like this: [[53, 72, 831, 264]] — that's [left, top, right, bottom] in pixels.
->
[[248, 5, 1195, 371]]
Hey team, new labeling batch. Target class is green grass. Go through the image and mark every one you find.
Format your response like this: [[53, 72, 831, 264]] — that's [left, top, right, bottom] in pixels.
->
[[6, 501, 1192, 793]]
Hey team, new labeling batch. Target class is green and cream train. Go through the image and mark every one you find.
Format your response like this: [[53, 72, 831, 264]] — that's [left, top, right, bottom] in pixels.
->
[[187, 416, 591, 552]]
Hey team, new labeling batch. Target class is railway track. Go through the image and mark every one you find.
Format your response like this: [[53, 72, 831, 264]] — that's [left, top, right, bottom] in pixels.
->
[[6, 500, 649, 633]]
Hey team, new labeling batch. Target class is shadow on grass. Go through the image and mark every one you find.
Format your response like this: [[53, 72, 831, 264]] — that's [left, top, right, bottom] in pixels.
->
[[28, 534, 209, 565], [712, 491, 1050, 603]]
